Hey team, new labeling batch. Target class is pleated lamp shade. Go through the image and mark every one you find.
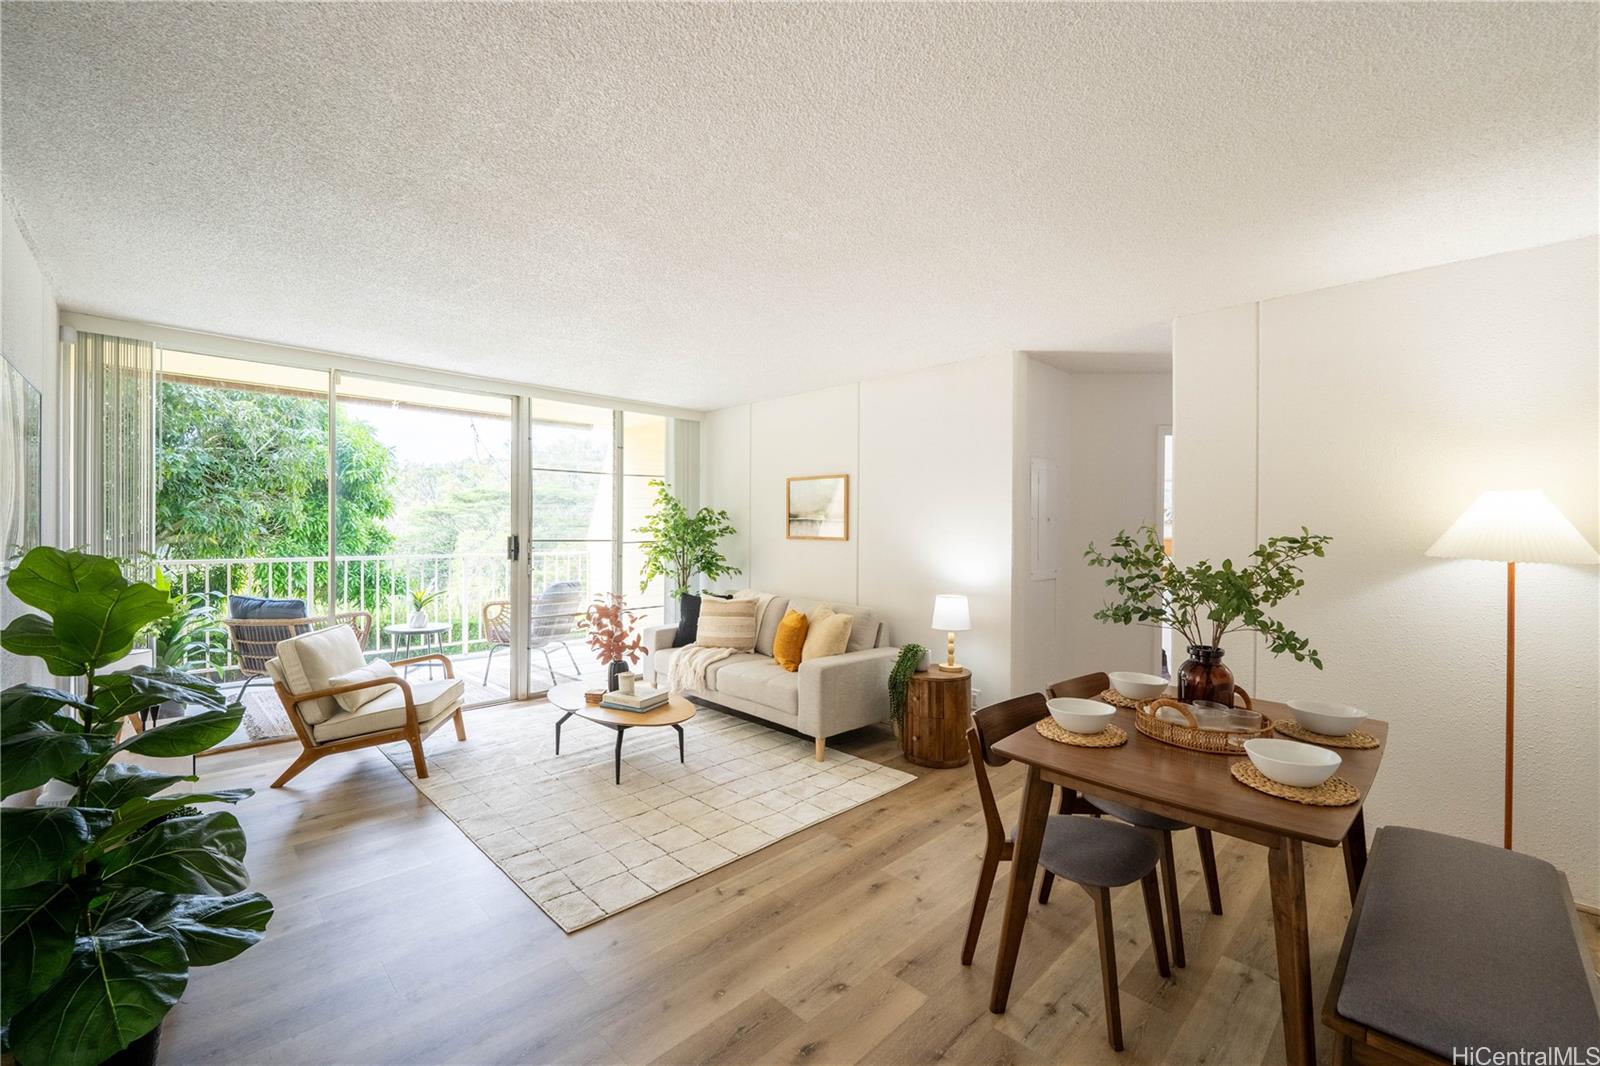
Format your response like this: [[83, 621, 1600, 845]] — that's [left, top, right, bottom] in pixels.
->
[[1427, 490, 1599, 565]]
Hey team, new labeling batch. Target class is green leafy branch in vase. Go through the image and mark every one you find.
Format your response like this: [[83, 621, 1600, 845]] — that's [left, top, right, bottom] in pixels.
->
[[1, 547, 273, 1066], [1083, 525, 1331, 668]]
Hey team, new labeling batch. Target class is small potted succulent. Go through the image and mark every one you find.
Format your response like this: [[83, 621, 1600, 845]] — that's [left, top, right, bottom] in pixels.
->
[[405, 585, 442, 627], [1085, 525, 1331, 705], [579, 593, 647, 691]]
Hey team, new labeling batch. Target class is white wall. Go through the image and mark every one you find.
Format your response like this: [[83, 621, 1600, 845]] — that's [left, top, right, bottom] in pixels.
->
[[1173, 237, 1600, 904], [1061, 371, 1172, 680], [1012, 358, 1173, 694], [2, 205, 62, 686], [701, 353, 1018, 699]]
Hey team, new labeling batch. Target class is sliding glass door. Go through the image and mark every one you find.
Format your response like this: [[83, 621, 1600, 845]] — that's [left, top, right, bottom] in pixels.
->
[[139, 337, 687, 740], [334, 373, 514, 703]]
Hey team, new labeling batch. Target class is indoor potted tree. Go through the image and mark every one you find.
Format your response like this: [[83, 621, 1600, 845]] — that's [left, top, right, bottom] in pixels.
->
[[635, 479, 740, 646], [1084, 525, 1331, 704], [0, 547, 273, 1066]]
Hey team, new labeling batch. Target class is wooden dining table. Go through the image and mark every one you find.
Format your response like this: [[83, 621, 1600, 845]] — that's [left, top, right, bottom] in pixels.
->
[[987, 696, 1388, 1066]]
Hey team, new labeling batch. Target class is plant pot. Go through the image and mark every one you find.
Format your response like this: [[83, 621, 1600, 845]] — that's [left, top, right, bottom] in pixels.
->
[[408, 609, 429, 627], [1177, 645, 1234, 706], [607, 660, 628, 691], [101, 1023, 161, 1066], [672, 592, 702, 648]]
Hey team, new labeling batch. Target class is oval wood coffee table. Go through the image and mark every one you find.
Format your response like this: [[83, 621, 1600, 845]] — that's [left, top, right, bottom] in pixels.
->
[[547, 681, 696, 785]]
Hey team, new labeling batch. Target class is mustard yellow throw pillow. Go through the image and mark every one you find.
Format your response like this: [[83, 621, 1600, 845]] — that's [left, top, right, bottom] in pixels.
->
[[773, 609, 809, 672], [801, 606, 853, 662]]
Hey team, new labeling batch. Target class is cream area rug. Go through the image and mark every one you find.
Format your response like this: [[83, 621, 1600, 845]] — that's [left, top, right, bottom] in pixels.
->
[[379, 702, 914, 932]]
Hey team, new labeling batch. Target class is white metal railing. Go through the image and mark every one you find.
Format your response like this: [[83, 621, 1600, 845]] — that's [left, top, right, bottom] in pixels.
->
[[160, 549, 593, 677]]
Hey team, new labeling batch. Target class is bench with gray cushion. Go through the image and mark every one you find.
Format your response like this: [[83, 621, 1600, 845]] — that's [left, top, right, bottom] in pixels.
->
[[642, 591, 898, 761], [1324, 825, 1600, 1064]]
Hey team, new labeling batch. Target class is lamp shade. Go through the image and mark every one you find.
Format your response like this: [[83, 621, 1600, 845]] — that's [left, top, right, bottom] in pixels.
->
[[930, 594, 971, 632], [1426, 490, 1599, 565]]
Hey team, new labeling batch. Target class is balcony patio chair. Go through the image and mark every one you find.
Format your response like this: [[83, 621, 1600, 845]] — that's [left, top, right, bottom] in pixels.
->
[[220, 600, 372, 698], [264, 623, 466, 788], [1047, 672, 1225, 969], [478, 580, 585, 684]]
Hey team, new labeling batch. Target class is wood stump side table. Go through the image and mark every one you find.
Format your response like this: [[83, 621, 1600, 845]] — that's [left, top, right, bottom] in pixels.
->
[[903, 667, 972, 768]]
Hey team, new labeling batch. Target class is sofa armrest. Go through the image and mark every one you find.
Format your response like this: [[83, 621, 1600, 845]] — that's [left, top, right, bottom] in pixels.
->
[[798, 646, 899, 739], [642, 624, 677, 655]]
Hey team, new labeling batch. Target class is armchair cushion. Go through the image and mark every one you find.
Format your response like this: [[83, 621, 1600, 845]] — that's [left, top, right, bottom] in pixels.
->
[[311, 676, 464, 743], [329, 659, 398, 712], [272, 624, 367, 725]]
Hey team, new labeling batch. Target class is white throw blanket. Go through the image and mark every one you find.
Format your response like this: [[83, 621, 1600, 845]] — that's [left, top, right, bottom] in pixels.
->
[[667, 645, 734, 693]]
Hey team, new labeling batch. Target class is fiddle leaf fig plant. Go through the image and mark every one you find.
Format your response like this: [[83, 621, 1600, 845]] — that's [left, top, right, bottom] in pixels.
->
[[1084, 525, 1331, 668], [0, 547, 272, 1066], [635, 479, 742, 597]]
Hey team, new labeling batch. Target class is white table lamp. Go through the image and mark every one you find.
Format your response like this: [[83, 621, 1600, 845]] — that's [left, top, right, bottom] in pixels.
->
[[1427, 489, 1598, 849], [930, 594, 971, 674]]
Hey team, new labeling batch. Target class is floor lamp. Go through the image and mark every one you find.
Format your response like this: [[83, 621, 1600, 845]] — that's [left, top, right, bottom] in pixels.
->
[[1426, 489, 1598, 849]]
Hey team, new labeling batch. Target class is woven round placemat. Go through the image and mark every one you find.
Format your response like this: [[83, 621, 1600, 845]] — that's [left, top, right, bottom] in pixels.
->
[[1230, 761, 1359, 806], [1097, 688, 1142, 709], [1036, 719, 1128, 748], [1271, 719, 1380, 750]]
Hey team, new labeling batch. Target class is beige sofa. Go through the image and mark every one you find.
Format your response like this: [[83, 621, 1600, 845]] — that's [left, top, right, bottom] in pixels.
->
[[642, 593, 898, 761]]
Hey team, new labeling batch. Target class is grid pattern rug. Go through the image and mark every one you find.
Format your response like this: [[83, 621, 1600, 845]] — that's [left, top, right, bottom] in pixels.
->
[[379, 702, 914, 931]]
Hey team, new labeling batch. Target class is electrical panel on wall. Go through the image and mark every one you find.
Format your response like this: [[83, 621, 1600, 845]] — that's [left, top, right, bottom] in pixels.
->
[[1030, 457, 1059, 580]]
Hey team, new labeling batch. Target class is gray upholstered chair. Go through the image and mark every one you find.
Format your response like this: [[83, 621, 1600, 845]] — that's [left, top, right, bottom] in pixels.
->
[[1048, 672, 1224, 969], [962, 692, 1170, 1052], [478, 580, 585, 684]]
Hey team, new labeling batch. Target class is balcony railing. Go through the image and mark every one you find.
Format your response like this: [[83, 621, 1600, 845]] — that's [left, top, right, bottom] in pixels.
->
[[160, 549, 594, 678]]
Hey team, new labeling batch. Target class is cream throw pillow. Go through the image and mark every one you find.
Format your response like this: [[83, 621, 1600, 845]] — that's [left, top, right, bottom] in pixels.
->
[[801, 606, 853, 662], [696, 597, 758, 651], [328, 659, 399, 712]]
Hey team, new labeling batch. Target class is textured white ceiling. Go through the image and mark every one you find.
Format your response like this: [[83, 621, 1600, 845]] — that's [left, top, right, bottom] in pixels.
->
[[2, 3, 1595, 410]]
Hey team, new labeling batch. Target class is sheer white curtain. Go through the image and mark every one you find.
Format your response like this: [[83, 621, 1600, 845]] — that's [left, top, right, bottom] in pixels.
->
[[73, 331, 157, 569]]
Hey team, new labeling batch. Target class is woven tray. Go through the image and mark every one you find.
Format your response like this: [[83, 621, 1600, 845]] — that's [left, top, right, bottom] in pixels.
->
[[1272, 719, 1380, 750], [1230, 761, 1359, 806], [1134, 690, 1272, 754], [1036, 719, 1128, 748], [1097, 688, 1142, 709]]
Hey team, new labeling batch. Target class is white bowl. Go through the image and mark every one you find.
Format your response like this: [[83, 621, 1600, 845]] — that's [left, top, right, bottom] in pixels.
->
[[1047, 697, 1116, 735], [1108, 671, 1168, 701], [1285, 700, 1368, 737], [1244, 738, 1341, 788]]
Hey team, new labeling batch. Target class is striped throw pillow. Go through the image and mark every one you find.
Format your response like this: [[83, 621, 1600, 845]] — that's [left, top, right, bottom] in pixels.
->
[[695, 597, 758, 651]]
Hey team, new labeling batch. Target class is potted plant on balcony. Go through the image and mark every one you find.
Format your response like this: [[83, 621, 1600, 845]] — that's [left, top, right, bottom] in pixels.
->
[[0, 547, 273, 1066], [636, 479, 741, 646], [406, 585, 443, 627], [1084, 525, 1331, 705], [579, 593, 647, 691]]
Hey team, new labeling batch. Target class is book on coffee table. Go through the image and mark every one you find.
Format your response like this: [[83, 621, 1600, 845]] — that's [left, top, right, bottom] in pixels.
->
[[600, 686, 669, 712]]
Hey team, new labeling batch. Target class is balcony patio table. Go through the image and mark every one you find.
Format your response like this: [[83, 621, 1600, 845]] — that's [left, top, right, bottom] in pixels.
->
[[385, 621, 451, 677]]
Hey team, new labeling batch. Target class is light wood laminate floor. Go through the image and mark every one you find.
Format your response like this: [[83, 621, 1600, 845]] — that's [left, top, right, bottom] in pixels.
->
[[162, 701, 1600, 1066]]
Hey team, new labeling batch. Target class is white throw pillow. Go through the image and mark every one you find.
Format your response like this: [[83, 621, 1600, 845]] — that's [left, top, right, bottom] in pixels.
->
[[328, 659, 399, 712]]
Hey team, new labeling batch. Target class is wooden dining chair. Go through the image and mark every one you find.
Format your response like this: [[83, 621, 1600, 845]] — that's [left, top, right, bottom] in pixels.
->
[[1047, 672, 1225, 969], [962, 691, 1170, 1052]]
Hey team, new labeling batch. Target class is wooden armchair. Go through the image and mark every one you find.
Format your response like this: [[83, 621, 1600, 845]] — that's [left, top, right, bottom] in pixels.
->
[[264, 623, 466, 788], [221, 609, 372, 697]]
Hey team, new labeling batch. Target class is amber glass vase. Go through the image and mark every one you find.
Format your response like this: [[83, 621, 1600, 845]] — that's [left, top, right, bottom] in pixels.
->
[[1177, 645, 1234, 706]]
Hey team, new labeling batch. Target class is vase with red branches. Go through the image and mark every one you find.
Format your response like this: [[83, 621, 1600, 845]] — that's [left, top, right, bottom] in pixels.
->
[[580, 593, 647, 691]]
